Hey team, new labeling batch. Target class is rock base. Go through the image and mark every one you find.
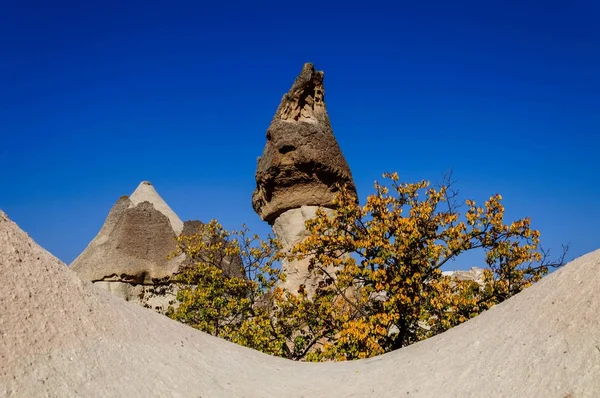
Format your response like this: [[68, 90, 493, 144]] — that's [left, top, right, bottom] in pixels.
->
[[273, 206, 335, 295]]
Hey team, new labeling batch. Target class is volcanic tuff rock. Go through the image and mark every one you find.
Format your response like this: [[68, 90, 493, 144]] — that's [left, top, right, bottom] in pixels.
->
[[272, 205, 335, 294], [177, 220, 246, 280], [70, 181, 185, 285], [2, 209, 600, 397], [252, 63, 357, 295], [70, 182, 243, 309], [443, 267, 485, 285], [252, 62, 356, 224]]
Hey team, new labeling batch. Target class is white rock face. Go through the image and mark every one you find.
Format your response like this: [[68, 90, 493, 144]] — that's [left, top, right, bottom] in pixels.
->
[[2, 209, 600, 397], [272, 206, 334, 294], [442, 267, 485, 285]]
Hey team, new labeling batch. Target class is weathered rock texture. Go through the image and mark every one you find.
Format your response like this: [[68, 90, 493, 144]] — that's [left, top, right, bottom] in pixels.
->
[[253, 63, 356, 294], [252, 62, 356, 224], [71, 181, 184, 285], [177, 220, 246, 280], [70, 182, 201, 309], [71, 182, 244, 310], [443, 267, 485, 285], [2, 209, 600, 397]]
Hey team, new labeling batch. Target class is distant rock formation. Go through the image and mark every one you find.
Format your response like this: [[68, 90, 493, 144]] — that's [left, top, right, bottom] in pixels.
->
[[69, 181, 184, 309], [177, 220, 246, 280], [70, 181, 239, 311], [72, 182, 183, 282], [442, 267, 485, 285], [252, 63, 356, 294]]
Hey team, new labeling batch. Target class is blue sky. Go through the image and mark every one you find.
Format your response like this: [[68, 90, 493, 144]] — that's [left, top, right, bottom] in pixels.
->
[[1, 0, 598, 270]]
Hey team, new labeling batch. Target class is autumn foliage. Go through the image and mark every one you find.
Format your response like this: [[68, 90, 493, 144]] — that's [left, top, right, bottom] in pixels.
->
[[166, 173, 566, 361]]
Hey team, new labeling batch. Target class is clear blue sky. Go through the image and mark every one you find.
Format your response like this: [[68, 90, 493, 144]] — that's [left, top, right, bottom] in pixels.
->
[[1, 0, 598, 270]]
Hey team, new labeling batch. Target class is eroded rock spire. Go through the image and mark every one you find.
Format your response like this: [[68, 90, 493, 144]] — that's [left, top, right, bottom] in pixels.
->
[[252, 63, 356, 224], [252, 63, 356, 294]]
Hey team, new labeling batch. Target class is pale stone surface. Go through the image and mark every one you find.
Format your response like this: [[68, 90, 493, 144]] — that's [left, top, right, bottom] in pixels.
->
[[252, 63, 356, 224], [2, 209, 600, 397], [443, 267, 485, 285], [0, 211, 600, 398], [273, 206, 335, 294], [93, 281, 176, 313], [272, 206, 332, 248]]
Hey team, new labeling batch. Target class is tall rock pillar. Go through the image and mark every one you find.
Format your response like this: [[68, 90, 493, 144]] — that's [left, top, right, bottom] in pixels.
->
[[252, 63, 356, 294]]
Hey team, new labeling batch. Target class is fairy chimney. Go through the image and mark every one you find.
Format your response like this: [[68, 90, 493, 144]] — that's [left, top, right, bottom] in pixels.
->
[[252, 63, 356, 294], [71, 181, 242, 310]]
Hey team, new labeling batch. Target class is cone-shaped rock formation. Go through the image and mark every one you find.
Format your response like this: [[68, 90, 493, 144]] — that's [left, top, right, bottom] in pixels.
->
[[71, 181, 184, 284], [252, 62, 356, 224], [70, 182, 244, 308], [2, 209, 600, 397]]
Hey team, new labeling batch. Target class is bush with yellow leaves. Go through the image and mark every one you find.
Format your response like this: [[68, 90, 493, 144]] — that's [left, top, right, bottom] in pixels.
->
[[166, 172, 567, 361]]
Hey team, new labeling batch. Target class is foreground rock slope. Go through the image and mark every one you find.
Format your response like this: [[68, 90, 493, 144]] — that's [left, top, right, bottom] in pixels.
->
[[1, 209, 599, 397]]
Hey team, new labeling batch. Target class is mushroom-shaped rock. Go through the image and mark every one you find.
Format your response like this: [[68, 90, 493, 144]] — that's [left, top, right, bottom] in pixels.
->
[[252, 63, 356, 224]]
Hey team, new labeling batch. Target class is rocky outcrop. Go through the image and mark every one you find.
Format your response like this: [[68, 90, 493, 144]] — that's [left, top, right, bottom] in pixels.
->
[[272, 206, 335, 293], [70, 181, 185, 309], [177, 220, 246, 280], [71, 181, 185, 285], [252, 63, 356, 224], [2, 209, 600, 397], [70, 181, 243, 310], [442, 267, 485, 285], [252, 63, 356, 295]]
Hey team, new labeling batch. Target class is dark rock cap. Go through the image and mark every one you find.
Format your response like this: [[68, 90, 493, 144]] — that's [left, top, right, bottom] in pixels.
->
[[252, 63, 356, 223]]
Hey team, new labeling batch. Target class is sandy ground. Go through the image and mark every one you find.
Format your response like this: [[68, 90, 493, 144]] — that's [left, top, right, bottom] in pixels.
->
[[1, 209, 599, 397]]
